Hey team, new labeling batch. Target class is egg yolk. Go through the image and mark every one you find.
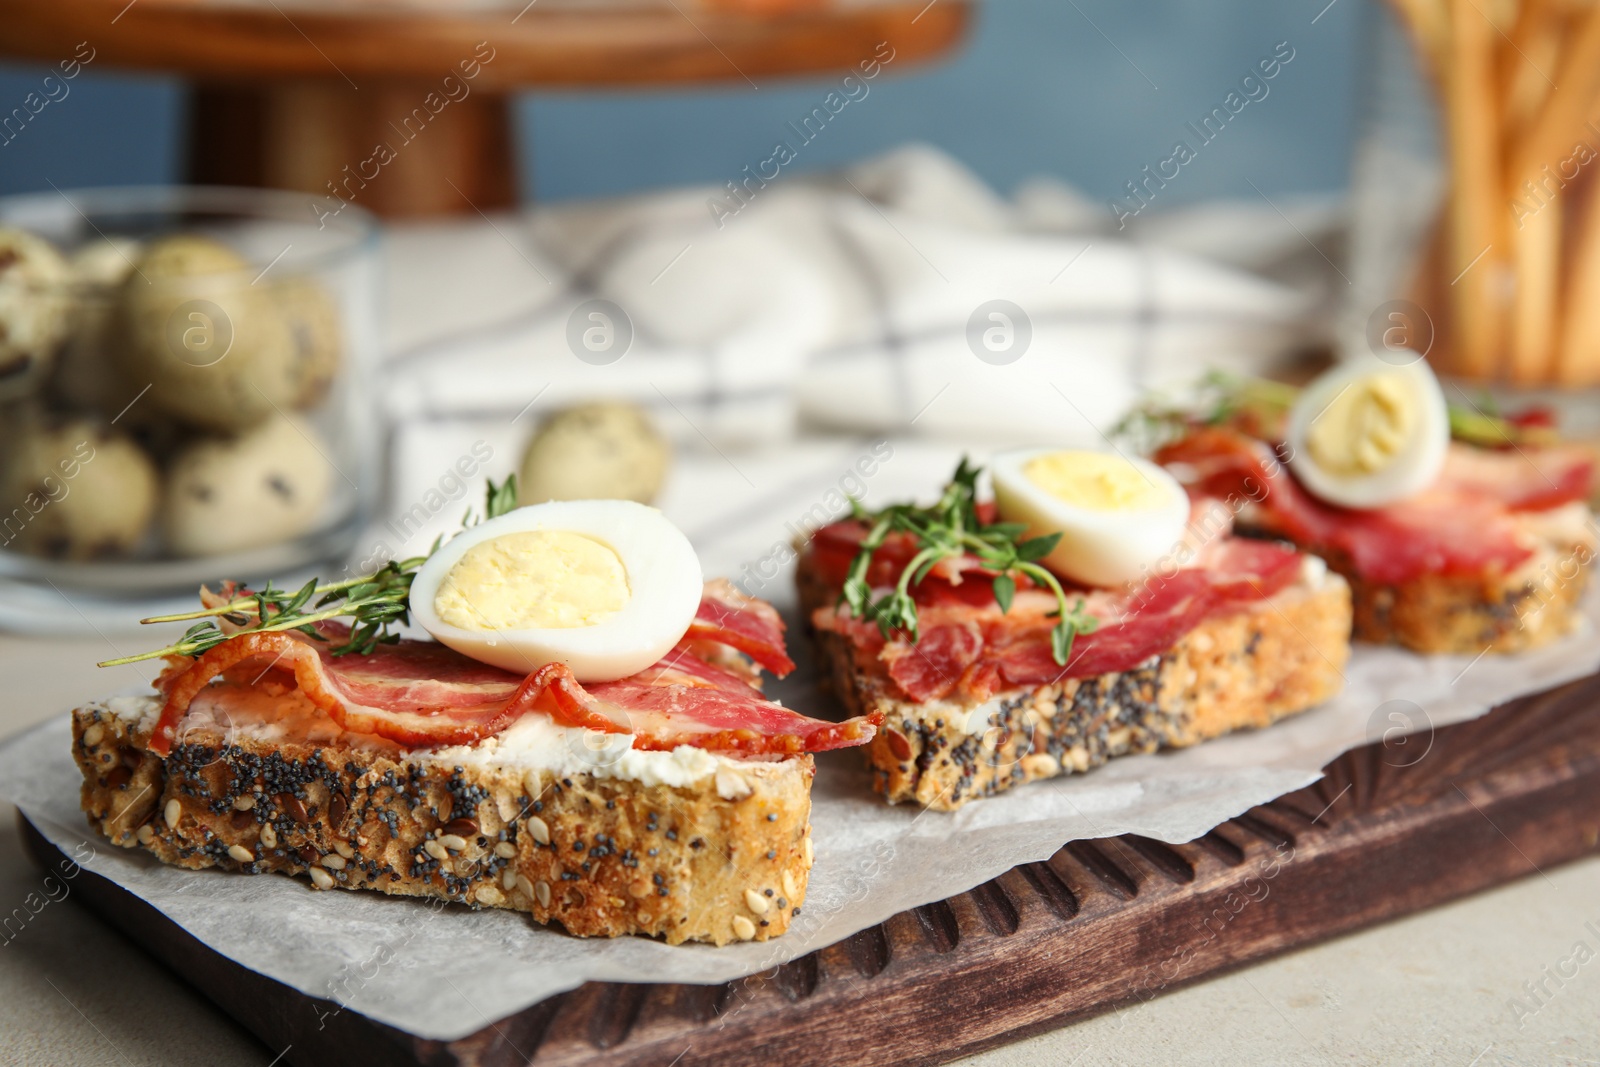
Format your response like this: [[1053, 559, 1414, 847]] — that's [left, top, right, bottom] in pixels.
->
[[1307, 372, 1415, 476], [1023, 451, 1170, 512], [435, 530, 630, 631]]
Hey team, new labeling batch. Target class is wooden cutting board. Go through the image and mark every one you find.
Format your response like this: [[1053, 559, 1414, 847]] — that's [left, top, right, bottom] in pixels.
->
[[23, 672, 1600, 1066]]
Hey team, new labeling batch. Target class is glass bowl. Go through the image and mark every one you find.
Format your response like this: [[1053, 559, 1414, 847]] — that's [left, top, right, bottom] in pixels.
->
[[0, 186, 381, 603]]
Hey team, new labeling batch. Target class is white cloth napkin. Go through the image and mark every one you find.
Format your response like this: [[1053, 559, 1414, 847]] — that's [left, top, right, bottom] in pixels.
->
[[380, 144, 1339, 448]]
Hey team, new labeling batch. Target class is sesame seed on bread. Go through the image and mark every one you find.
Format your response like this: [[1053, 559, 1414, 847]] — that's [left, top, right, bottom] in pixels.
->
[[73, 692, 814, 946], [1249, 502, 1594, 654], [797, 556, 1352, 811]]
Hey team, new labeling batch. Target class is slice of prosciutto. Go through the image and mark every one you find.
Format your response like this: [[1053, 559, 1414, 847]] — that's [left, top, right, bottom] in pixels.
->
[[978, 539, 1302, 694], [686, 578, 796, 677], [1155, 427, 1594, 585], [809, 517, 1307, 704], [148, 585, 873, 758], [150, 630, 536, 756], [536, 648, 874, 755]]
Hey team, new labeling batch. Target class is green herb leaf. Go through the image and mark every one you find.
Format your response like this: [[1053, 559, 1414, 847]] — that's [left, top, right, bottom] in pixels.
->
[[835, 459, 1096, 666], [982, 521, 1030, 539], [1015, 533, 1060, 563], [1051, 622, 1072, 664], [1048, 598, 1098, 665], [992, 573, 1015, 614], [284, 578, 318, 614], [486, 475, 519, 520]]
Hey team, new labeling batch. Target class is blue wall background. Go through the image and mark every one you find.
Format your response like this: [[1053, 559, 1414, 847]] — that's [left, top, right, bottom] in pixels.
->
[[0, 0, 1366, 210]]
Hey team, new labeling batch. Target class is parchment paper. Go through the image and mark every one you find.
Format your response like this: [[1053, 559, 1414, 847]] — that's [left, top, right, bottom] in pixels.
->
[[2, 436, 1597, 1042]]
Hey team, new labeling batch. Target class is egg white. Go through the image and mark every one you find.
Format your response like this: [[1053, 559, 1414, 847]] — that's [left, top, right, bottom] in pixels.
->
[[990, 448, 1190, 588], [1285, 354, 1449, 509], [409, 500, 703, 682]]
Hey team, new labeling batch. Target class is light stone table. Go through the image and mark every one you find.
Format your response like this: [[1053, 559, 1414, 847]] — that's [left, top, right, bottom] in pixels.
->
[[1, 632, 1597, 1066]]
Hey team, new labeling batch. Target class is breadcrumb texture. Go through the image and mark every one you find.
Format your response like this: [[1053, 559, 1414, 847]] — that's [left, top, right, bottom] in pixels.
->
[[73, 705, 814, 946]]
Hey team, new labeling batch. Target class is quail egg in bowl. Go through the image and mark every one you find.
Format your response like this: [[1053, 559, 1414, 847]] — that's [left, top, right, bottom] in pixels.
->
[[991, 448, 1190, 588], [409, 499, 703, 681], [1285, 353, 1449, 509]]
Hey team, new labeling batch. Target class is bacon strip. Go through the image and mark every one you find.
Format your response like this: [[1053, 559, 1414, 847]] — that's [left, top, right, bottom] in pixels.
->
[[149, 586, 869, 758], [810, 520, 1306, 704], [1156, 427, 1593, 585], [686, 578, 796, 676]]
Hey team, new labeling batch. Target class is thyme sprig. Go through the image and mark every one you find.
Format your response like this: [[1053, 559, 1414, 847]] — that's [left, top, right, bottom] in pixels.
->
[[1112, 371, 1297, 453], [99, 476, 521, 667], [839, 458, 1097, 667], [1446, 397, 1556, 449]]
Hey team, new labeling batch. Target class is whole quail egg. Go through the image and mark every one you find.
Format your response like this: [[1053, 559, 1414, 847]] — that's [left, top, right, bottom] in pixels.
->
[[162, 414, 335, 557], [0, 228, 72, 404], [518, 402, 670, 505], [51, 236, 144, 415], [71, 235, 143, 287], [0, 417, 158, 559], [262, 275, 343, 409], [119, 235, 296, 432]]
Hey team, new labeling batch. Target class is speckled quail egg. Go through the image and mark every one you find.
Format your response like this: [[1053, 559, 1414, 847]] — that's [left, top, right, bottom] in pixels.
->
[[518, 402, 670, 506], [50, 236, 144, 416], [410, 499, 703, 680], [162, 415, 335, 557], [119, 235, 297, 432], [1285, 353, 1450, 509], [70, 235, 143, 287], [0, 228, 72, 404], [262, 275, 343, 409], [0, 417, 158, 559]]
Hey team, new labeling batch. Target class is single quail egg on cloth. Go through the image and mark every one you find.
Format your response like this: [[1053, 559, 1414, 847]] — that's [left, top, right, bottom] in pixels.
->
[[1285, 353, 1449, 509], [991, 448, 1191, 588], [409, 499, 703, 681], [518, 402, 670, 505]]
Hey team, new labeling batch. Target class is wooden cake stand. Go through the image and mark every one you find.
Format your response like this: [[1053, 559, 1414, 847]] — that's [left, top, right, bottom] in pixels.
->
[[0, 0, 971, 215]]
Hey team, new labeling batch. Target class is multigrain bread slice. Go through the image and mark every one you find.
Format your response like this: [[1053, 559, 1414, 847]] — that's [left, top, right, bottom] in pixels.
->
[[1155, 425, 1598, 656], [72, 687, 814, 946], [799, 557, 1352, 810], [1237, 503, 1596, 654]]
